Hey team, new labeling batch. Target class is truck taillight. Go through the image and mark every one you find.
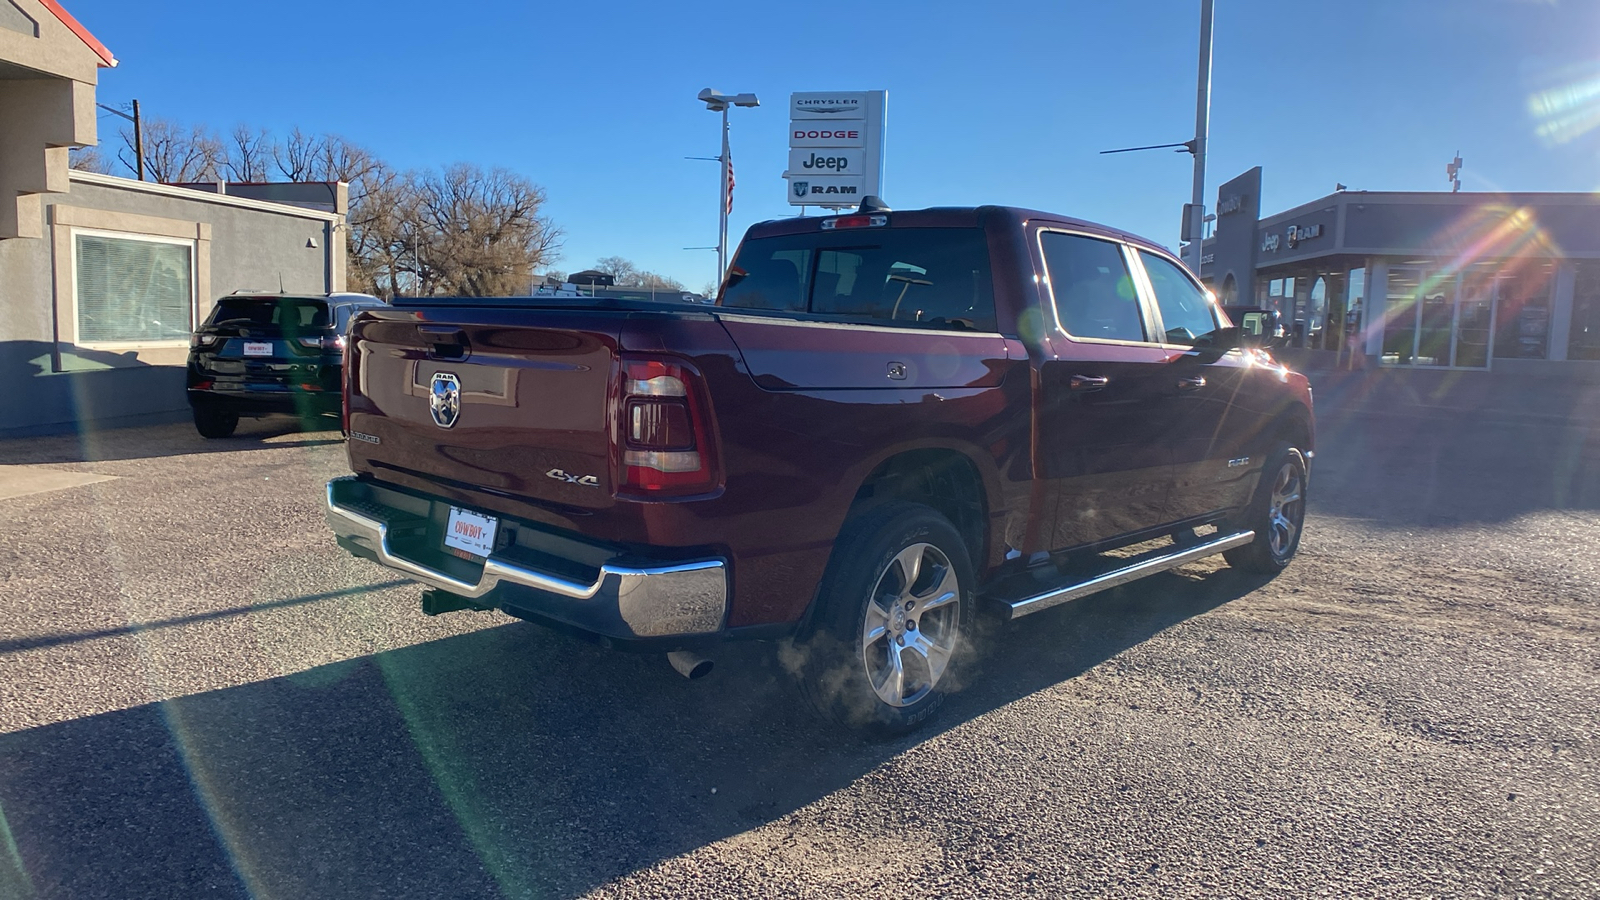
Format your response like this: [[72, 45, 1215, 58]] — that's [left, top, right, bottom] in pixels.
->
[[342, 339, 353, 434], [619, 358, 718, 496]]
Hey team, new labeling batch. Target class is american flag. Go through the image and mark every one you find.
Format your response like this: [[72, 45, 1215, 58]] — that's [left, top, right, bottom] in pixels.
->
[[726, 155, 735, 214]]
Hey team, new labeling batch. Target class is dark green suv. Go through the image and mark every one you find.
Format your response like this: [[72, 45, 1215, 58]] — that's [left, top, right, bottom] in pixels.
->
[[186, 292, 384, 438]]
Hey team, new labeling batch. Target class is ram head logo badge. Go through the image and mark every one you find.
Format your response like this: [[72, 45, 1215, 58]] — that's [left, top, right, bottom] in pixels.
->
[[429, 372, 460, 429]]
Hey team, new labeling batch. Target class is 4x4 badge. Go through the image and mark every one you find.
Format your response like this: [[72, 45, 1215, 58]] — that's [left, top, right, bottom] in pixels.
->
[[546, 468, 600, 488], [430, 373, 460, 429]]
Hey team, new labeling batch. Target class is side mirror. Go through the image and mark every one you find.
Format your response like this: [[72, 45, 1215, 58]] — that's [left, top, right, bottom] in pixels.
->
[[1201, 325, 1242, 352]]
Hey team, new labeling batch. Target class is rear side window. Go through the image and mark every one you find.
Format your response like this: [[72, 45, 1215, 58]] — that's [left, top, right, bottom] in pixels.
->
[[720, 228, 995, 331], [208, 297, 330, 329], [1139, 251, 1218, 345], [1040, 232, 1145, 342]]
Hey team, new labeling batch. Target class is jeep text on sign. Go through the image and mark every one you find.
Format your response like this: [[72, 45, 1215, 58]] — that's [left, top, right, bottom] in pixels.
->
[[788, 148, 865, 175]]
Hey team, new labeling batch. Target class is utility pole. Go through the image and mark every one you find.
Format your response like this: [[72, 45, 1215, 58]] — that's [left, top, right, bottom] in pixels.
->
[[95, 99, 145, 181], [1186, 0, 1214, 273]]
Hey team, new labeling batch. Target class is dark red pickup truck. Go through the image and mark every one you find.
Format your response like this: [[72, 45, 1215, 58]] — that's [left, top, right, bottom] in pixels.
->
[[326, 203, 1313, 734]]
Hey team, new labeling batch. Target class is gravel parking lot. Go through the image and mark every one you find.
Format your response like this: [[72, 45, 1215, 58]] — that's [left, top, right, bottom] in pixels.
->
[[1, 392, 1597, 899]]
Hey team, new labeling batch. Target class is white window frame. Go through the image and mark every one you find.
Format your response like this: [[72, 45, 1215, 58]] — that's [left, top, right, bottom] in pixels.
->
[[70, 227, 199, 350]]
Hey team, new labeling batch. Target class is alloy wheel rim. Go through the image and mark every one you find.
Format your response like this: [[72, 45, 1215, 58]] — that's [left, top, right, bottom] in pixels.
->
[[861, 542, 961, 708], [1267, 462, 1304, 558]]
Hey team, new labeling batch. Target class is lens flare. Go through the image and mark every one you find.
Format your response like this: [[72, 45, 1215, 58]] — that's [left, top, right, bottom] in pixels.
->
[[1528, 63, 1600, 145]]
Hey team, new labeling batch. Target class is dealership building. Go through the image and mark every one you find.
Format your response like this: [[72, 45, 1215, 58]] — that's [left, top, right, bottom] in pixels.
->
[[1200, 167, 1600, 374], [1, 0, 346, 435]]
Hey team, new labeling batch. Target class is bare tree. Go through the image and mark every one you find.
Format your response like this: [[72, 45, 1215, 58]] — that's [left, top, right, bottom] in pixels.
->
[[593, 256, 684, 291], [68, 146, 114, 174], [120, 117, 223, 183], [410, 163, 563, 296], [593, 255, 640, 285], [223, 125, 273, 182], [272, 126, 320, 181]]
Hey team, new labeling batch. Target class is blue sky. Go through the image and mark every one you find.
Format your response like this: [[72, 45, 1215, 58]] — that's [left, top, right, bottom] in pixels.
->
[[67, 0, 1600, 292]]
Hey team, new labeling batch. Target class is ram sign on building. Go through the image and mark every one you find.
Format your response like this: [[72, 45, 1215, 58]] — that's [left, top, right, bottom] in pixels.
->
[[0, 0, 346, 435]]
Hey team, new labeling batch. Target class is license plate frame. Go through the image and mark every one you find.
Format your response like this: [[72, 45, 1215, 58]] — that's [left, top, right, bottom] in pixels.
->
[[242, 341, 273, 357], [444, 506, 499, 558]]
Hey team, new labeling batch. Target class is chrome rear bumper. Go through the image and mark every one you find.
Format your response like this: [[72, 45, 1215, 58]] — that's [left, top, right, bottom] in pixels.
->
[[325, 476, 728, 639]]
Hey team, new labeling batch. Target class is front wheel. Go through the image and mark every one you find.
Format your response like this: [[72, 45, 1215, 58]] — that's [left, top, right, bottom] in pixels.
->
[[1224, 443, 1307, 574], [788, 501, 972, 736]]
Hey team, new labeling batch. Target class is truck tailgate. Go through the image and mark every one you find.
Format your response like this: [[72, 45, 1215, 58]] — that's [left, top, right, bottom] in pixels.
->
[[345, 307, 621, 510]]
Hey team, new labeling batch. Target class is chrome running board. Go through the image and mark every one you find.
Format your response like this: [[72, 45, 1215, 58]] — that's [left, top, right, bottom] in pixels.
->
[[1001, 530, 1255, 620]]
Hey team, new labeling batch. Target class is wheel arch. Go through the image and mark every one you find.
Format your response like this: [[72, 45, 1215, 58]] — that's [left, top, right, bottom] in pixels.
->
[[847, 444, 998, 574]]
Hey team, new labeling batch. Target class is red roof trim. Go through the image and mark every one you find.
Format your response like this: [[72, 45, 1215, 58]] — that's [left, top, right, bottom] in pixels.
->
[[36, 0, 116, 68]]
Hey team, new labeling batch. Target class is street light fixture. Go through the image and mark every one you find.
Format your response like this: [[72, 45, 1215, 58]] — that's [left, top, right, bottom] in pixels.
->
[[697, 88, 759, 289]]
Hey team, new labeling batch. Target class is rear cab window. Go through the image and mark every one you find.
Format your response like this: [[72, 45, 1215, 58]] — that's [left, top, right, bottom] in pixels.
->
[[720, 227, 996, 332], [207, 297, 331, 330], [1038, 231, 1146, 343]]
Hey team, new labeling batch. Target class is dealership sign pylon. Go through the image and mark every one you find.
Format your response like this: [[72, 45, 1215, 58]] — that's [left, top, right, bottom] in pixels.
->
[[784, 91, 887, 208]]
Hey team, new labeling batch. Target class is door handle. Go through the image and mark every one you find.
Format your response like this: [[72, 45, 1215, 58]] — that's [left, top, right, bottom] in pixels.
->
[[1069, 374, 1110, 392], [1176, 375, 1207, 392]]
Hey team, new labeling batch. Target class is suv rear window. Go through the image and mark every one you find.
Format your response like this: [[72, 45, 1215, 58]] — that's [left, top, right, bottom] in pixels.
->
[[208, 297, 330, 329], [721, 227, 996, 332]]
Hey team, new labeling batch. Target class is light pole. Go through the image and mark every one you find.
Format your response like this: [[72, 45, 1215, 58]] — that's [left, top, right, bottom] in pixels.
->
[[697, 88, 759, 289], [1098, 0, 1216, 275], [1187, 0, 1215, 273]]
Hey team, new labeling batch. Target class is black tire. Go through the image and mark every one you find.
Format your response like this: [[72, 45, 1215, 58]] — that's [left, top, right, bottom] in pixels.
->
[[788, 501, 974, 737], [1224, 442, 1308, 574], [192, 406, 239, 439]]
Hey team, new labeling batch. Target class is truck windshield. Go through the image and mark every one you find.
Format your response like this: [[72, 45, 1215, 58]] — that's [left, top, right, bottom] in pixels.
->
[[721, 227, 996, 332]]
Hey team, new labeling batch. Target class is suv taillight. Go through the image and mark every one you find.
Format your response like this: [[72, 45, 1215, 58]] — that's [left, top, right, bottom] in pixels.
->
[[619, 358, 718, 496], [298, 335, 346, 351]]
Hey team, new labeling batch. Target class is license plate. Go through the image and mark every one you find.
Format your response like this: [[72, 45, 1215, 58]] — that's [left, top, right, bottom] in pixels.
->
[[243, 341, 273, 357], [444, 507, 498, 558]]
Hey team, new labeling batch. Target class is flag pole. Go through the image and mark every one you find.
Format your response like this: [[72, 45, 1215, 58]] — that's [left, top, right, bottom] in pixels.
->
[[718, 107, 730, 289]]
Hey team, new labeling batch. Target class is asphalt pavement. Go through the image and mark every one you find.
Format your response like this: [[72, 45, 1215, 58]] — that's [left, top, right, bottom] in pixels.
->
[[0, 396, 1596, 899]]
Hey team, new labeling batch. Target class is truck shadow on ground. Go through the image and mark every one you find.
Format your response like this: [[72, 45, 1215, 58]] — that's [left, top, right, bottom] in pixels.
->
[[0, 567, 1258, 900]]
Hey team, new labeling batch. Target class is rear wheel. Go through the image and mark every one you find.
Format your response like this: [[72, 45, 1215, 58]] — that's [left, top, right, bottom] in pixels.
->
[[1224, 442, 1307, 574], [193, 406, 239, 439], [789, 501, 971, 736]]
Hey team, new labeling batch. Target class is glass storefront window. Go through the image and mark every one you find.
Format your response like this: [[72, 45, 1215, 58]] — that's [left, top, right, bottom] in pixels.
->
[[1383, 268, 1422, 364], [1307, 277, 1327, 348], [1569, 261, 1600, 361], [1494, 260, 1554, 360], [1345, 268, 1365, 353]]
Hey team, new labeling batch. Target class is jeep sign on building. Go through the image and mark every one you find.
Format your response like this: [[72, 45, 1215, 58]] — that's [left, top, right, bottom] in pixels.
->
[[784, 91, 887, 207]]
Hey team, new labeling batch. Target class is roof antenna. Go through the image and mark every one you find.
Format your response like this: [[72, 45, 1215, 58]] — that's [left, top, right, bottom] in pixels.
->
[[278, 272, 285, 293], [857, 195, 891, 214]]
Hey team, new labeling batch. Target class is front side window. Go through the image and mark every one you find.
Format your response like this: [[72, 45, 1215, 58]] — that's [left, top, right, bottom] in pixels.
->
[[720, 227, 995, 331], [1039, 232, 1144, 342], [1140, 250, 1218, 345], [75, 234, 194, 344]]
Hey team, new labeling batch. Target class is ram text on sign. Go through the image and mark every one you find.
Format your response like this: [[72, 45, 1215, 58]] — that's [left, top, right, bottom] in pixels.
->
[[789, 175, 866, 201], [788, 148, 865, 176]]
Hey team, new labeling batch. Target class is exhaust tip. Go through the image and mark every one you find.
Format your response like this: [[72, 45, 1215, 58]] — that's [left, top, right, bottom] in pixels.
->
[[667, 650, 713, 680]]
